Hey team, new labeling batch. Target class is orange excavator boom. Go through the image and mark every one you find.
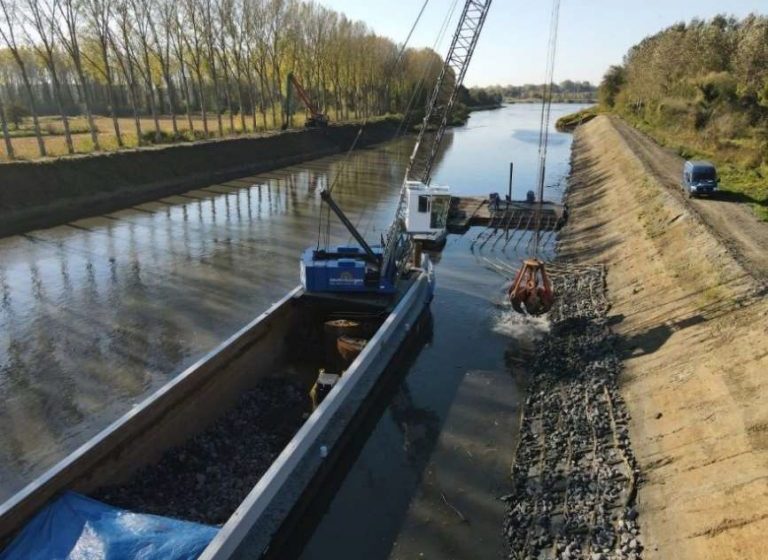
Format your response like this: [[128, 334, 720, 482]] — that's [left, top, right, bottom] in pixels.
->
[[284, 72, 329, 129]]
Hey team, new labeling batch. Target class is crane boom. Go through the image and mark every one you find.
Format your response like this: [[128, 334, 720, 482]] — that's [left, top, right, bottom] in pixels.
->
[[382, 0, 493, 278], [407, 0, 493, 185]]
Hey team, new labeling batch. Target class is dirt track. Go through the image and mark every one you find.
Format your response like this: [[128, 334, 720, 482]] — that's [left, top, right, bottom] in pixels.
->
[[559, 116, 768, 560], [610, 116, 768, 283]]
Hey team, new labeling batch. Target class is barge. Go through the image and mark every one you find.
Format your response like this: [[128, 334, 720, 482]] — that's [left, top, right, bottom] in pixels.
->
[[0, 262, 434, 558], [0, 1, 493, 554]]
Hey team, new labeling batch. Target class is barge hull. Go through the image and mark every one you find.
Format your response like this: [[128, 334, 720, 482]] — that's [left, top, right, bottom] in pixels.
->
[[0, 261, 434, 558], [200, 267, 433, 558], [0, 287, 302, 543]]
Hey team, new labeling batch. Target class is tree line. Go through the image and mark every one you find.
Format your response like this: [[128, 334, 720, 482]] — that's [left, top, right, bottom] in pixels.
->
[[599, 14, 768, 165], [0, 0, 444, 159], [496, 81, 596, 102], [454, 81, 597, 112]]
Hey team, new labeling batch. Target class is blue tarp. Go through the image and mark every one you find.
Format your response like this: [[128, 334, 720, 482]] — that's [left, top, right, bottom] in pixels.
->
[[0, 492, 218, 560]]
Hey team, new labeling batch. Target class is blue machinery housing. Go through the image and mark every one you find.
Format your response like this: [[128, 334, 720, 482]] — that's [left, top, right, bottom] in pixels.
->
[[301, 246, 396, 294]]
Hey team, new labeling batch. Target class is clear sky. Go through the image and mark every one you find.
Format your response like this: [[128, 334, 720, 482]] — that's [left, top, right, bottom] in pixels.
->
[[317, 0, 766, 86]]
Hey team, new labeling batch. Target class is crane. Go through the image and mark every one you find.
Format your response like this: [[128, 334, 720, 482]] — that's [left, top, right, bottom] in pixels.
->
[[381, 0, 493, 280], [301, 0, 493, 295], [282, 72, 329, 130]]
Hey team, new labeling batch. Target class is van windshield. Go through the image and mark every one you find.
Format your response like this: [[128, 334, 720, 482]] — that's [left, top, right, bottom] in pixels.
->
[[692, 168, 716, 181]]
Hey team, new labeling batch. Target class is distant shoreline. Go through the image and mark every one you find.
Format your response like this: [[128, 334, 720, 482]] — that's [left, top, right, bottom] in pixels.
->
[[504, 98, 597, 105], [467, 104, 503, 112]]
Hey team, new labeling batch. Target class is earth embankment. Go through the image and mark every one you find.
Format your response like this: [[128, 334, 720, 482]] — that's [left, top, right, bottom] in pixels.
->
[[0, 119, 400, 238], [559, 115, 768, 559]]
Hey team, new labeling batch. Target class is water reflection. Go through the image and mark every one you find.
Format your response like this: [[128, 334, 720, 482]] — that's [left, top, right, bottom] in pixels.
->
[[0, 137, 414, 500], [0, 103, 582, 504], [297, 103, 583, 560]]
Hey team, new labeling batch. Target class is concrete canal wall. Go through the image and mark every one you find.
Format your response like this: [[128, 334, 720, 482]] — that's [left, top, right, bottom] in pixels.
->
[[559, 116, 768, 559], [0, 118, 400, 237]]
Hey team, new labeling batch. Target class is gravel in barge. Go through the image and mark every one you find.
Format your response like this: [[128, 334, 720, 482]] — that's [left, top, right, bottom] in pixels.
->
[[95, 378, 310, 525], [503, 265, 643, 560]]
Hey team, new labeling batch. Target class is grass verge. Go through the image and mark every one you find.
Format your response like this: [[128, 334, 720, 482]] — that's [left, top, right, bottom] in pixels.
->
[[625, 116, 768, 222], [555, 106, 600, 132]]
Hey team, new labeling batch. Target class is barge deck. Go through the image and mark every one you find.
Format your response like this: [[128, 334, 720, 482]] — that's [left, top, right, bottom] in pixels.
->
[[447, 196, 564, 233]]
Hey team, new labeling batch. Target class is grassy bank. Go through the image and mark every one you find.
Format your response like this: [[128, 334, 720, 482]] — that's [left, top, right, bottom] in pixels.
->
[[558, 105, 768, 220], [555, 106, 600, 131], [590, 15, 768, 221], [622, 114, 768, 221], [0, 111, 399, 163]]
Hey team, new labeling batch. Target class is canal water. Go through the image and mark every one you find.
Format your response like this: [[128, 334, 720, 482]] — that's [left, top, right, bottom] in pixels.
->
[[295, 104, 582, 559], [0, 103, 583, 545]]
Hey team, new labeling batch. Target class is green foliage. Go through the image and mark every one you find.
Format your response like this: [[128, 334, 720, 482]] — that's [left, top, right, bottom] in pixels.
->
[[141, 130, 187, 145], [503, 81, 597, 102], [555, 106, 600, 131], [598, 66, 625, 108], [449, 102, 470, 126], [457, 85, 502, 108], [5, 103, 29, 129], [603, 14, 768, 218]]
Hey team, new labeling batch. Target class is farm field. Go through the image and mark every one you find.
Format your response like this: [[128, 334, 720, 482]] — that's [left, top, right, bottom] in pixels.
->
[[0, 109, 357, 161]]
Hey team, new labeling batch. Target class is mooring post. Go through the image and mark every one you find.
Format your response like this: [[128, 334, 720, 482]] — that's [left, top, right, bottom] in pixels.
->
[[506, 162, 514, 239]]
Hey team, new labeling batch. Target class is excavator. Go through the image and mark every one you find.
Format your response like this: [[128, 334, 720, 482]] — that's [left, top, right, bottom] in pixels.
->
[[301, 0, 493, 299], [282, 72, 329, 130]]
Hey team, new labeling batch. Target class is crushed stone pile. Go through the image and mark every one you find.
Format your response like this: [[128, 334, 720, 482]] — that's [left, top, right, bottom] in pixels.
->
[[95, 378, 309, 525], [504, 265, 643, 560]]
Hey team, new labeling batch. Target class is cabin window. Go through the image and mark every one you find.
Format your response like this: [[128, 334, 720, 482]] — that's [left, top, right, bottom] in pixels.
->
[[418, 195, 429, 213], [430, 196, 450, 228]]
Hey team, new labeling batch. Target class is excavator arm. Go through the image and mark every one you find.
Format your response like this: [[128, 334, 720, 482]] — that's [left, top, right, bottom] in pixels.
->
[[284, 72, 329, 129]]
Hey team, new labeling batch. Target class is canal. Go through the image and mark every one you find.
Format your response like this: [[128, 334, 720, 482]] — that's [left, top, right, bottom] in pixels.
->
[[0, 104, 583, 551]]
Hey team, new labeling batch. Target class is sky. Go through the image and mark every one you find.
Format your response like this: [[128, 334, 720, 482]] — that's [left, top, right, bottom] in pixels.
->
[[318, 0, 767, 86]]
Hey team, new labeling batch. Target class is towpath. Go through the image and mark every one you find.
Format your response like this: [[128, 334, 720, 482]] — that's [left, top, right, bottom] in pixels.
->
[[611, 116, 768, 283], [560, 116, 768, 560]]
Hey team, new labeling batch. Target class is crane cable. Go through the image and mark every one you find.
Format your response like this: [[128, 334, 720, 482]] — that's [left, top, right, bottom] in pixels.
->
[[345, 0, 462, 247], [533, 0, 561, 259], [394, 0, 461, 140], [317, 0, 432, 251]]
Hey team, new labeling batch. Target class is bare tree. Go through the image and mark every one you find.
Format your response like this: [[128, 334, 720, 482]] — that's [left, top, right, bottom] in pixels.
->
[[216, 0, 237, 132], [246, 0, 273, 129], [267, 0, 289, 126], [128, 0, 161, 142], [167, 1, 195, 134], [24, 0, 74, 153], [149, 0, 178, 135], [183, 0, 209, 136], [0, 0, 46, 156], [111, 1, 143, 144], [56, 0, 100, 150], [81, 0, 123, 147], [199, 0, 224, 135], [0, 88, 15, 158], [223, 0, 248, 131]]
